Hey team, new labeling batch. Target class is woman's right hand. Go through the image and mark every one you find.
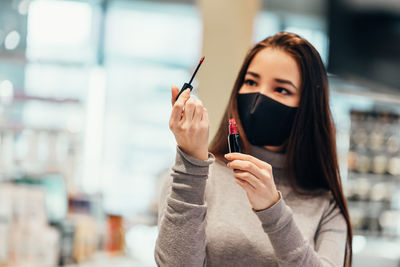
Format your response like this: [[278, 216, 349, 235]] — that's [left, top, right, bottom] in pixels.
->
[[169, 86, 209, 161]]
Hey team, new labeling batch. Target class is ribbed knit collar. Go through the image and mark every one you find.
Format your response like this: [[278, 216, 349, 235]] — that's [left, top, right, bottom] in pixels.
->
[[249, 145, 285, 169]]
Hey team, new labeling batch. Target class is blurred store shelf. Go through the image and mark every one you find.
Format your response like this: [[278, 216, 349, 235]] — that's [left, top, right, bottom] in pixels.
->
[[13, 92, 80, 104], [64, 252, 155, 267]]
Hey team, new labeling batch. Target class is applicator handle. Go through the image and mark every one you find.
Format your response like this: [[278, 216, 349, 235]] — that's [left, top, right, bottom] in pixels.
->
[[175, 83, 193, 101]]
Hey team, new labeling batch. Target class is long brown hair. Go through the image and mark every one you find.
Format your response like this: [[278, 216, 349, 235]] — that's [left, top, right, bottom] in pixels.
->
[[209, 32, 352, 266]]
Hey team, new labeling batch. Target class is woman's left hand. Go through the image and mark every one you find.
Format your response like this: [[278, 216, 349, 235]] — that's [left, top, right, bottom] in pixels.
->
[[225, 153, 280, 211]]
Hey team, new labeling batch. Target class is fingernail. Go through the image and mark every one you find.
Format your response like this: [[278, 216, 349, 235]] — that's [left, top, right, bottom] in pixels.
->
[[224, 154, 230, 159], [226, 162, 230, 167]]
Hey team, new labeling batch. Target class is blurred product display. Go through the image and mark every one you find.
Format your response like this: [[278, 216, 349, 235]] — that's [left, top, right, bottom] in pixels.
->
[[347, 110, 400, 238], [105, 215, 125, 255], [0, 184, 59, 266], [0, 0, 137, 265], [0, 179, 127, 266]]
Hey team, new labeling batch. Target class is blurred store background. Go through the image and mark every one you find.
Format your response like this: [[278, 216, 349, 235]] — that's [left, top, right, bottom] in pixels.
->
[[0, 0, 399, 266]]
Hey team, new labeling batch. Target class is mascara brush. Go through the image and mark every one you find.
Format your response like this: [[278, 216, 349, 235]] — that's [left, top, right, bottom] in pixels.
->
[[175, 56, 205, 101]]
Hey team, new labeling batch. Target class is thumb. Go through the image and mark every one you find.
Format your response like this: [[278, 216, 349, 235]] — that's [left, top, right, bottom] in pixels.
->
[[171, 86, 180, 106]]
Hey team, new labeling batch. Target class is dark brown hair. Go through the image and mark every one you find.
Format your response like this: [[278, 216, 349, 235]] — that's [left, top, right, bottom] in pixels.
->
[[209, 32, 352, 266]]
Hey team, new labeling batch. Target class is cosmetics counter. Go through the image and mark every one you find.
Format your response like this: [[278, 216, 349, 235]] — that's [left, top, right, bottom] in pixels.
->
[[0, 95, 129, 267], [333, 88, 400, 266], [347, 110, 400, 238]]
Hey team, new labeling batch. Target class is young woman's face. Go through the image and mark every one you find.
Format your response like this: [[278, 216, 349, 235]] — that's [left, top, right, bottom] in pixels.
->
[[238, 48, 301, 107]]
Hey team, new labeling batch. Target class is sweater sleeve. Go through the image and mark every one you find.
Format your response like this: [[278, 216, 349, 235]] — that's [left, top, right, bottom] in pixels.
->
[[254, 193, 347, 267], [154, 146, 215, 267]]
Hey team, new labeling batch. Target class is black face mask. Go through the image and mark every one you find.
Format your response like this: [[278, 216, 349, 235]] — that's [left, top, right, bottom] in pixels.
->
[[237, 93, 298, 146]]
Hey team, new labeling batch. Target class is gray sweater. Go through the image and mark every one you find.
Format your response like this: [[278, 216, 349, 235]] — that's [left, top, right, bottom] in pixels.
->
[[155, 145, 347, 267]]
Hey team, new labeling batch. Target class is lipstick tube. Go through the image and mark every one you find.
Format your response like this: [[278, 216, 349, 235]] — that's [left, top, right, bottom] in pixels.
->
[[228, 118, 241, 153]]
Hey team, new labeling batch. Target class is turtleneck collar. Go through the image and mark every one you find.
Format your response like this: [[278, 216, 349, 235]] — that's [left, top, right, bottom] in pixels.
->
[[249, 145, 286, 169]]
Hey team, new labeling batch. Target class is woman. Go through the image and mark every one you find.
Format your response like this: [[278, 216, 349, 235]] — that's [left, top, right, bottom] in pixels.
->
[[155, 32, 352, 267]]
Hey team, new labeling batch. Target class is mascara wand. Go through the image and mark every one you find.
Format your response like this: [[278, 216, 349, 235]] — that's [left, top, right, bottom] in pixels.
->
[[175, 56, 205, 101]]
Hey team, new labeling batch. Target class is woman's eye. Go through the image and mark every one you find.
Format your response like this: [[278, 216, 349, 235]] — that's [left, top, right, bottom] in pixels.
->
[[244, 79, 257, 87], [275, 87, 291, 95]]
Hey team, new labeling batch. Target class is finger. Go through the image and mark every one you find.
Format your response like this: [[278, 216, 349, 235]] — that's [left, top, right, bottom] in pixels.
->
[[225, 152, 272, 171], [171, 101, 184, 125], [227, 160, 266, 180], [201, 108, 208, 123], [171, 86, 180, 106], [171, 89, 191, 123], [233, 170, 262, 189], [175, 88, 191, 107], [183, 96, 196, 122], [193, 99, 204, 123], [235, 178, 255, 193]]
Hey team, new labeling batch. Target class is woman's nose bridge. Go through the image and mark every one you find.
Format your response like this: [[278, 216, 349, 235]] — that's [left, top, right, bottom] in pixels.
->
[[259, 82, 271, 96]]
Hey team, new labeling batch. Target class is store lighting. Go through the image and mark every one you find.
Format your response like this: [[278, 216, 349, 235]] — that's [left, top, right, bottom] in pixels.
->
[[18, 0, 31, 15], [4, 31, 21, 50], [26, 0, 92, 54], [0, 80, 14, 104]]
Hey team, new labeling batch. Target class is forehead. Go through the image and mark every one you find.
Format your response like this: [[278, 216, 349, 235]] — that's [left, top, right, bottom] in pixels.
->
[[247, 48, 301, 88]]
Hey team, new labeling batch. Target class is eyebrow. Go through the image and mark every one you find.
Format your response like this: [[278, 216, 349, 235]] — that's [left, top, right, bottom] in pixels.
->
[[245, 71, 298, 91], [246, 71, 260, 79], [275, 78, 298, 91]]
